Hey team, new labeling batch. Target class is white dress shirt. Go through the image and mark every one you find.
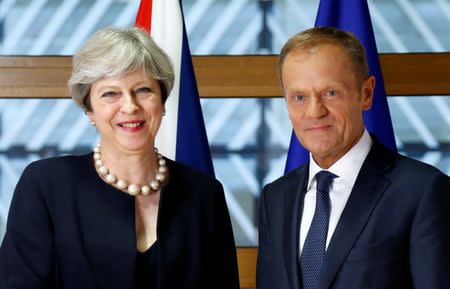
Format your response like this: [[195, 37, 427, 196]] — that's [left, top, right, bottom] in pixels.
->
[[299, 129, 372, 255]]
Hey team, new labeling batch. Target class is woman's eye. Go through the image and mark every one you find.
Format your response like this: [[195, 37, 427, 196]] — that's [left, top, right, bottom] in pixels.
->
[[294, 95, 305, 102], [101, 91, 117, 97], [326, 90, 337, 96], [135, 87, 152, 94]]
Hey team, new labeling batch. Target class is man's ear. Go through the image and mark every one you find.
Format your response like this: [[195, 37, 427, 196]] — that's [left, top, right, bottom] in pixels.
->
[[361, 76, 375, 111]]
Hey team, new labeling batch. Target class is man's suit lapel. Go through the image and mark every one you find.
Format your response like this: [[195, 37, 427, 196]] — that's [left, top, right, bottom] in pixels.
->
[[317, 141, 394, 289], [283, 165, 309, 289], [77, 155, 136, 289]]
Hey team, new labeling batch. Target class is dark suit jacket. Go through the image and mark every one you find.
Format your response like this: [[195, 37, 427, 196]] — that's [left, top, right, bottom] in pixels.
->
[[0, 153, 239, 289], [257, 139, 450, 289]]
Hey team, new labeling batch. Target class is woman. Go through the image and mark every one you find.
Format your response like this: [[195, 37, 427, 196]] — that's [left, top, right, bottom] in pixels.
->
[[0, 27, 240, 289]]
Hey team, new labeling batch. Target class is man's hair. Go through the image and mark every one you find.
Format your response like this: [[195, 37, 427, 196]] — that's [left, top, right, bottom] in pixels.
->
[[278, 26, 369, 89]]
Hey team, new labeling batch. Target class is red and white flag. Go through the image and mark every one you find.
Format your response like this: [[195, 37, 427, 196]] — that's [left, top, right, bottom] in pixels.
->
[[135, 0, 214, 175]]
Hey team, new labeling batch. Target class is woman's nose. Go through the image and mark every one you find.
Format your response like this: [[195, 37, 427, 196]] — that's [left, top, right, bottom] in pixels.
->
[[121, 93, 139, 114]]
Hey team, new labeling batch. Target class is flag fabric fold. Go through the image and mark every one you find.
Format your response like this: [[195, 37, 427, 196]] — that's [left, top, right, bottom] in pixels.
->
[[135, 0, 215, 176], [284, 0, 397, 174]]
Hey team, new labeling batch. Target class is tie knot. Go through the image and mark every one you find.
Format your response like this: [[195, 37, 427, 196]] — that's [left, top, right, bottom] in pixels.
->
[[315, 170, 337, 192]]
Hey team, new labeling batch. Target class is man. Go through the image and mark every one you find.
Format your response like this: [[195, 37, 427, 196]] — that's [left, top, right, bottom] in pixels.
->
[[256, 26, 450, 289]]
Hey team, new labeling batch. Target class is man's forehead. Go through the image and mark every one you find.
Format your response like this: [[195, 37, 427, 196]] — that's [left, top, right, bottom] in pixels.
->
[[288, 42, 347, 58]]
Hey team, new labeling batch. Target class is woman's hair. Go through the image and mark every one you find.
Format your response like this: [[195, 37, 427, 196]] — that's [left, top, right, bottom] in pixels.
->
[[278, 26, 369, 89], [69, 27, 175, 112]]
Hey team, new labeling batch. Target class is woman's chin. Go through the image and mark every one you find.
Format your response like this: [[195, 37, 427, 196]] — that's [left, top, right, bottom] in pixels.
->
[[124, 144, 154, 154], [105, 141, 154, 155]]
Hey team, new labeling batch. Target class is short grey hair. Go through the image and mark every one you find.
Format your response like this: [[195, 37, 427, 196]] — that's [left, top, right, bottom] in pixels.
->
[[69, 27, 175, 112]]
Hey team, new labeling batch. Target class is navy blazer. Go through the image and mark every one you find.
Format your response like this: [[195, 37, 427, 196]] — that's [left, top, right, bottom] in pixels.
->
[[0, 154, 239, 289], [257, 139, 450, 289]]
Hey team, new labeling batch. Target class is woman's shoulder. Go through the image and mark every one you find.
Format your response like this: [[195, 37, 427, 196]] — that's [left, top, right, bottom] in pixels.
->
[[13, 153, 93, 203], [165, 159, 228, 212], [166, 158, 222, 189], [166, 158, 219, 183], [23, 153, 92, 178]]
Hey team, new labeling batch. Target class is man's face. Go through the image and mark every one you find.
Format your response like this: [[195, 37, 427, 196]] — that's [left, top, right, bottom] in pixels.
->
[[282, 43, 374, 168]]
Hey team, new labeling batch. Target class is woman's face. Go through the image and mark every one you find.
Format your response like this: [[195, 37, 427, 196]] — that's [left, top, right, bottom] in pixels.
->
[[87, 70, 164, 155]]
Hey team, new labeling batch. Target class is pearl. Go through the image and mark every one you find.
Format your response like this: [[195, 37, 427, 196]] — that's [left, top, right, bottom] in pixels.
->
[[149, 180, 160, 191], [105, 174, 116, 184], [127, 184, 140, 196], [141, 186, 151, 195], [156, 172, 166, 182], [98, 166, 109, 175], [93, 144, 168, 196], [116, 179, 127, 189]]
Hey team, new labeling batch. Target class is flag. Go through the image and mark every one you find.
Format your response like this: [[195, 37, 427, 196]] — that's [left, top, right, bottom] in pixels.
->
[[135, 0, 215, 176], [284, 0, 397, 174]]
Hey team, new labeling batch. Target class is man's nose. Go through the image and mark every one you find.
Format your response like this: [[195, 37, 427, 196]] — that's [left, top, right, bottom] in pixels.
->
[[305, 95, 327, 118]]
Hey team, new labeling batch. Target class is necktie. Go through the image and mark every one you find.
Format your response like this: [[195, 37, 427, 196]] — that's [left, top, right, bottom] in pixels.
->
[[301, 170, 337, 289]]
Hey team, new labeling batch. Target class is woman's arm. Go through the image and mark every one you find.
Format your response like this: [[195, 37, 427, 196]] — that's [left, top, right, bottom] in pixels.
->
[[0, 163, 55, 288], [208, 181, 240, 289]]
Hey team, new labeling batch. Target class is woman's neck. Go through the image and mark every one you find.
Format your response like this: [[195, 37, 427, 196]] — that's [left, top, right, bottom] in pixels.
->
[[99, 145, 159, 186]]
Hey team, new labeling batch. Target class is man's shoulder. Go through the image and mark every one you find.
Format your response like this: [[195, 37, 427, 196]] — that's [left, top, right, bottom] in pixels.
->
[[368, 141, 448, 184], [262, 164, 308, 196], [393, 152, 447, 178], [369, 138, 445, 175]]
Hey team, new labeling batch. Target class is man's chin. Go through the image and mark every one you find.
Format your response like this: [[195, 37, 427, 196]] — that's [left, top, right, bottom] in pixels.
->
[[301, 138, 335, 151]]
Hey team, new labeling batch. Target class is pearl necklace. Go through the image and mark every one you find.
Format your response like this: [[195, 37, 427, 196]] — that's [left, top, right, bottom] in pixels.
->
[[93, 144, 168, 196]]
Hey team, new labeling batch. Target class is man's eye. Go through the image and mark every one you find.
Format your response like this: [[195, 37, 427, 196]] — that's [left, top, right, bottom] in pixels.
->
[[294, 95, 305, 102], [326, 90, 337, 96], [101, 91, 117, 97]]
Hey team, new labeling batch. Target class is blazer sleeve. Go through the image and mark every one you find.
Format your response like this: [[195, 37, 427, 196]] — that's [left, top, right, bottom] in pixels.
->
[[256, 184, 286, 289], [409, 172, 450, 289], [207, 181, 240, 289], [0, 243, 6, 289], [256, 184, 271, 289], [0, 163, 56, 288]]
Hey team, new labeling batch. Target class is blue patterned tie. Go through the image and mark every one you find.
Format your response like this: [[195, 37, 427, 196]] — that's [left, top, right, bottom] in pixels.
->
[[301, 170, 337, 289]]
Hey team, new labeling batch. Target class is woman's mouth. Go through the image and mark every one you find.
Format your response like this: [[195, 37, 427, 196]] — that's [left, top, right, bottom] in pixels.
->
[[118, 121, 145, 131]]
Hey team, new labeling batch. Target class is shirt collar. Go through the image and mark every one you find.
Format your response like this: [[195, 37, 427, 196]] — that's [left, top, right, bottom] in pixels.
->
[[307, 129, 373, 189]]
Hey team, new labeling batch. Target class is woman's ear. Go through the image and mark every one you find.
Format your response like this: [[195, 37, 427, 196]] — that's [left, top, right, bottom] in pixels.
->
[[86, 111, 95, 126]]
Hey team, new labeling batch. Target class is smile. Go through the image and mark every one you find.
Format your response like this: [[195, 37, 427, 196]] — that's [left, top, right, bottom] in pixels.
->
[[117, 121, 145, 129], [120, 122, 143, 128]]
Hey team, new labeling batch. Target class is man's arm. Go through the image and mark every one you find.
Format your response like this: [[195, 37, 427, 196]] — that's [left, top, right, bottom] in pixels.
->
[[256, 185, 274, 289], [256, 185, 290, 289], [409, 172, 450, 289]]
